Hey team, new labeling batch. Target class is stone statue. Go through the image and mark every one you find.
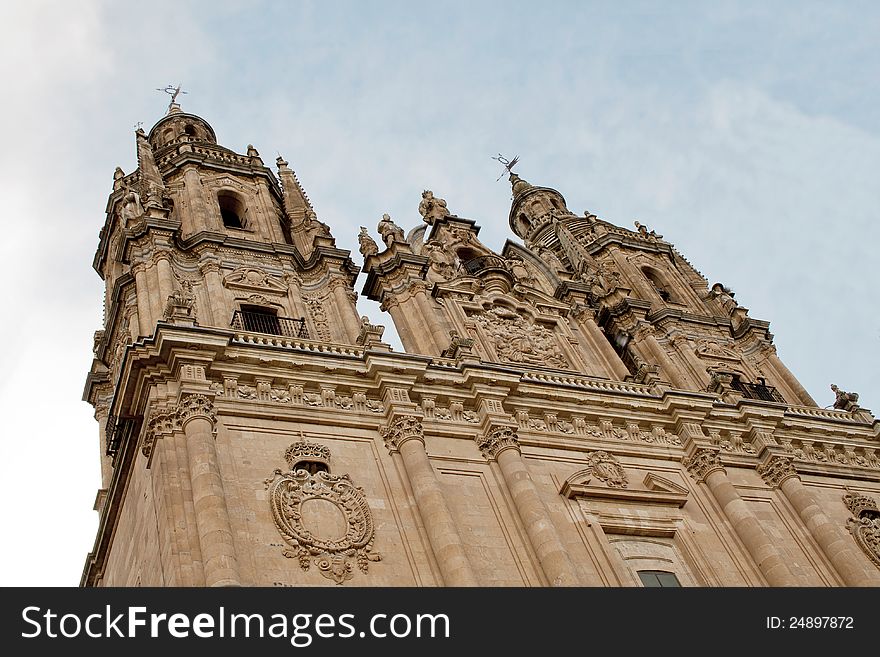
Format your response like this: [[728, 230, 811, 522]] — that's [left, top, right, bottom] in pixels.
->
[[423, 239, 455, 278], [120, 187, 144, 223], [418, 190, 450, 224], [534, 245, 566, 274], [305, 209, 331, 238], [634, 220, 662, 239], [831, 384, 860, 411], [377, 213, 405, 248], [710, 283, 737, 315], [358, 226, 379, 257]]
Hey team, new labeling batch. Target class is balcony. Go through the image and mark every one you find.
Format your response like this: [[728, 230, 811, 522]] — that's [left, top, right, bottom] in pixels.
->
[[461, 255, 508, 276], [231, 310, 309, 339], [731, 377, 785, 403]]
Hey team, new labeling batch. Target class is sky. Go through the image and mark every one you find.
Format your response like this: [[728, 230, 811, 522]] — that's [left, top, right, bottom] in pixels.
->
[[0, 1, 877, 586]]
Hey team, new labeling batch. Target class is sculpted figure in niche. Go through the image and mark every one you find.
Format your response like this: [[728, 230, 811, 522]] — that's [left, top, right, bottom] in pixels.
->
[[831, 384, 860, 411], [423, 239, 455, 279], [358, 226, 379, 257], [534, 245, 567, 275], [120, 187, 144, 224], [418, 190, 450, 225], [507, 253, 537, 288], [377, 213, 405, 248]]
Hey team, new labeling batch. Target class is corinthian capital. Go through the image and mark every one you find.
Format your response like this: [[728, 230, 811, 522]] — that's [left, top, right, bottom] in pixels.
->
[[381, 415, 424, 453], [757, 456, 799, 488], [683, 448, 724, 483], [177, 393, 216, 428], [477, 426, 521, 461]]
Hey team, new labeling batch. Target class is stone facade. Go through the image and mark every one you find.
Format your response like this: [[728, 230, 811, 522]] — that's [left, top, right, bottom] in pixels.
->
[[81, 104, 880, 587]]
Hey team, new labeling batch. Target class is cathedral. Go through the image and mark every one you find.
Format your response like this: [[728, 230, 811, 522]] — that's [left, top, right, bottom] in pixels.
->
[[81, 101, 880, 587]]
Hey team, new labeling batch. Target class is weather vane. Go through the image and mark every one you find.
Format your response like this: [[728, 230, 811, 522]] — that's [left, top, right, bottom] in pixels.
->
[[491, 153, 520, 181], [156, 84, 187, 109]]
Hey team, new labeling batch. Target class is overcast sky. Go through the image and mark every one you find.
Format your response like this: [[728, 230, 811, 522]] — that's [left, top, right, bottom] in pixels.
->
[[1, 1, 877, 586]]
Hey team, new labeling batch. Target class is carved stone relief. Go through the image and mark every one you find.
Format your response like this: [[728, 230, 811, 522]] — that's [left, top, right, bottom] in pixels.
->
[[223, 267, 288, 295], [303, 293, 331, 341], [842, 488, 880, 568], [266, 442, 381, 584], [472, 307, 569, 369]]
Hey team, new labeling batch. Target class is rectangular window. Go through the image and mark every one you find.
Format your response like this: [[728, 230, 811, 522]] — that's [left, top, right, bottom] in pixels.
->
[[637, 570, 681, 587]]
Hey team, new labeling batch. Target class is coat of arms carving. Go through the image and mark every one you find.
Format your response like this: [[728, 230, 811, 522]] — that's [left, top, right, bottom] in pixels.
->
[[266, 442, 381, 584]]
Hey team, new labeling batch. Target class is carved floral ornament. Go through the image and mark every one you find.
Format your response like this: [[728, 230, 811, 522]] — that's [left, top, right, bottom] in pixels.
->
[[683, 449, 725, 483], [756, 456, 799, 488], [140, 394, 217, 460], [381, 416, 424, 453], [476, 426, 521, 461], [842, 487, 880, 568], [266, 441, 381, 584]]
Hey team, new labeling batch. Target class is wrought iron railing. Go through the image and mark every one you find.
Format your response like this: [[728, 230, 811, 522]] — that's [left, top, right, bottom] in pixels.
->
[[231, 310, 309, 339], [731, 378, 785, 403], [461, 255, 508, 275]]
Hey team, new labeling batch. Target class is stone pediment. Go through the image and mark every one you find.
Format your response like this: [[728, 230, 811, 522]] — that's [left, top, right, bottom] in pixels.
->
[[695, 340, 741, 362], [223, 267, 288, 295], [561, 470, 688, 508]]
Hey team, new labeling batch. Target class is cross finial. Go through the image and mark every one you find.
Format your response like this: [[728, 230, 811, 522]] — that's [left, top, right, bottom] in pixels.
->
[[156, 84, 187, 110], [491, 153, 520, 181]]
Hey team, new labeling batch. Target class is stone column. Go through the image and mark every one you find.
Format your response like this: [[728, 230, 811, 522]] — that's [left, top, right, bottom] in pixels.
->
[[757, 456, 880, 586], [329, 278, 361, 344], [381, 416, 478, 586], [478, 426, 580, 586], [684, 448, 798, 586], [155, 253, 175, 311], [132, 263, 154, 336], [177, 394, 240, 587], [199, 259, 227, 328]]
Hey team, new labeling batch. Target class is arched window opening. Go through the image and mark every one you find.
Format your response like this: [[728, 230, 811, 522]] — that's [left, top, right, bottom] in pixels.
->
[[218, 192, 246, 229], [183, 124, 196, 137], [642, 267, 673, 302]]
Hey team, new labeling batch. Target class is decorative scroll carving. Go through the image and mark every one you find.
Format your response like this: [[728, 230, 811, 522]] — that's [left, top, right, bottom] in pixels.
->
[[583, 451, 628, 488], [381, 416, 424, 453], [842, 488, 880, 568], [757, 456, 799, 488], [472, 307, 569, 369], [683, 449, 724, 483], [177, 394, 216, 427], [303, 293, 331, 341], [267, 445, 380, 584], [476, 426, 521, 460]]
